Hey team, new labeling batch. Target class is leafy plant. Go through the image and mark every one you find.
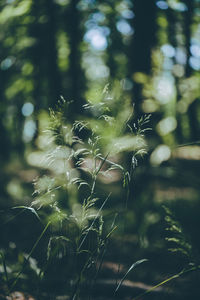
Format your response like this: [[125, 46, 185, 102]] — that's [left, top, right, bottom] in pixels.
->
[[1, 87, 151, 299], [30, 89, 149, 298], [164, 205, 193, 261]]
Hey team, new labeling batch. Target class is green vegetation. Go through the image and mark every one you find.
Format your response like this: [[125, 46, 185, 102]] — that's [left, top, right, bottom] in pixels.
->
[[1, 0, 200, 299]]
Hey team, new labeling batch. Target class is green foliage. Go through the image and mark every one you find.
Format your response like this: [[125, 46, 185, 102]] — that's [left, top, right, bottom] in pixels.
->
[[164, 205, 193, 263], [1, 0, 200, 298], [18, 92, 148, 298]]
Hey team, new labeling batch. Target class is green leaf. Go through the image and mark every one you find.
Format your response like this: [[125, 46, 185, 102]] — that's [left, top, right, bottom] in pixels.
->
[[12, 206, 41, 222], [115, 259, 148, 293]]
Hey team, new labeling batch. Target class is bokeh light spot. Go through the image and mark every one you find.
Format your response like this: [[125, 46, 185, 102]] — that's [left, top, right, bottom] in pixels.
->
[[190, 44, 200, 58], [189, 56, 200, 70], [116, 20, 133, 36], [150, 144, 171, 166], [161, 44, 175, 58], [22, 102, 34, 117], [155, 76, 175, 104], [175, 47, 187, 65], [84, 28, 108, 50], [1, 57, 15, 70], [173, 64, 184, 77], [157, 116, 177, 135], [156, 1, 168, 10], [121, 10, 135, 19], [170, 2, 187, 12], [92, 12, 105, 22], [23, 120, 36, 142]]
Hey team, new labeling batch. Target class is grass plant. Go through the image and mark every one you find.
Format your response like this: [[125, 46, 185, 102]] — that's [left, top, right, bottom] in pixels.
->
[[3, 87, 198, 300], [1, 88, 150, 299]]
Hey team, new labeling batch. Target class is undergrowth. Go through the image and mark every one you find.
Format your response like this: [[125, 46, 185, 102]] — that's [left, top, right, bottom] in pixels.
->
[[1, 86, 198, 300], [1, 87, 150, 299]]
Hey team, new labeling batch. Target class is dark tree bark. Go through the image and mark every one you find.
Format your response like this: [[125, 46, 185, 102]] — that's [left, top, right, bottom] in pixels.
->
[[106, 0, 125, 80], [28, 0, 46, 109], [65, 0, 85, 117], [166, 7, 184, 143], [129, 0, 157, 117], [45, 0, 62, 107], [29, 0, 61, 109], [183, 0, 199, 141], [0, 69, 10, 204]]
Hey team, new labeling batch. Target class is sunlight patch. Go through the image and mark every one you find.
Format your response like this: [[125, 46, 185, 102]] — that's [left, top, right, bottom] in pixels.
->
[[84, 28, 108, 51], [155, 76, 175, 104], [23, 119, 36, 142], [157, 116, 177, 135], [150, 144, 171, 166], [22, 102, 34, 117]]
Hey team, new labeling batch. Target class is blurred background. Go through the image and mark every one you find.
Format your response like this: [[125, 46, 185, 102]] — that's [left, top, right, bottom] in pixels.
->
[[0, 0, 200, 299]]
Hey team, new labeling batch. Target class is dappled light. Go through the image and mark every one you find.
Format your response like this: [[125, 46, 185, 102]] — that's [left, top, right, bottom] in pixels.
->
[[23, 120, 36, 143], [0, 0, 200, 299], [173, 145, 200, 160], [84, 28, 108, 51], [154, 76, 175, 104], [157, 116, 177, 135], [150, 144, 171, 165], [116, 19, 134, 35], [21, 103, 34, 117]]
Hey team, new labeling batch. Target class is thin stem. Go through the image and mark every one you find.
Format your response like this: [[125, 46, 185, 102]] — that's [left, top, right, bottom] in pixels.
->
[[132, 265, 200, 300], [9, 221, 51, 292], [78, 193, 111, 252]]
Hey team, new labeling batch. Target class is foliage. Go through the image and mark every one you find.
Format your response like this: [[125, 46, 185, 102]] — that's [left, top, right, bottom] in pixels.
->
[[164, 205, 192, 260], [1, 0, 200, 299], [1, 93, 150, 299]]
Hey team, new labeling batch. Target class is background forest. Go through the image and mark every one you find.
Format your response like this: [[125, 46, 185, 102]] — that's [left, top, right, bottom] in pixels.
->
[[0, 0, 200, 299]]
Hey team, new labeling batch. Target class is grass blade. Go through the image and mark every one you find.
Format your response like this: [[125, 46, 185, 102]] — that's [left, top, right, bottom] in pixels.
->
[[95, 152, 110, 176], [10, 221, 51, 292], [132, 265, 200, 300], [78, 193, 111, 252], [115, 259, 148, 293], [12, 206, 41, 222]]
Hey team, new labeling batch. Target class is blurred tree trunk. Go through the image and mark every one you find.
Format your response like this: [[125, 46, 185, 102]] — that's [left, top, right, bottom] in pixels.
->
[[29, 0, 61, 109], [184, 0, 199, 141], [45, 0, 62, 107], [0, 68, 10, 204], [166, 7, 184, 143], [28, 0, 45, 109], [65, 0, 85, 117], [106, 0, 124, 80], [0, 3, 14, 204], [129, 0, 157, 118], [125, 1, 157, 237]]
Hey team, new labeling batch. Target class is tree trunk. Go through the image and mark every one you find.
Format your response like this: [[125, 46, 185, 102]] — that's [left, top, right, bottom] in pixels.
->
[[129, 0, 157, 117], [184, 0, 199, 141], [65, 0, 85, 117]]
